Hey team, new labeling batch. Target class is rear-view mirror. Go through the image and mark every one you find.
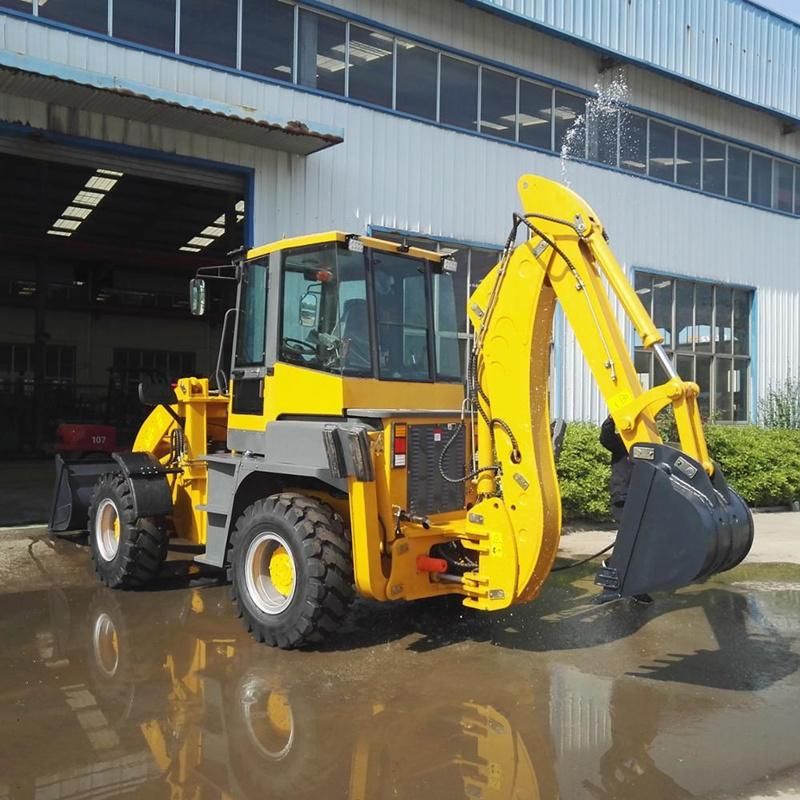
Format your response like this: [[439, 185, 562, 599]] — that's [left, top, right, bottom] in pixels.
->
[[299, 291, 319, 327], [189, 277, 207, 316]]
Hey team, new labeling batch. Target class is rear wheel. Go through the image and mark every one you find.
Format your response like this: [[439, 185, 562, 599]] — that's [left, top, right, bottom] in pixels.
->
[[230, 493, 354, 649], [88, 473, 169, 589]]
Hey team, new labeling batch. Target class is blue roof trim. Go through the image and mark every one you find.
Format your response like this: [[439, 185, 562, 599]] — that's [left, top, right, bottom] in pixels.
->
[[465, 0, 800, 125]]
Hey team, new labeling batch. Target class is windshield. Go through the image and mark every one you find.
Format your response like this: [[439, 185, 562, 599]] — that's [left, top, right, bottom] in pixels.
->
[[277, 241, 461, 382]]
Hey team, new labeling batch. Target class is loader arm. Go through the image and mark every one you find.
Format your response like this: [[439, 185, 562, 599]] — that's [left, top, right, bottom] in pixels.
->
[[462, 175, 752, 609]]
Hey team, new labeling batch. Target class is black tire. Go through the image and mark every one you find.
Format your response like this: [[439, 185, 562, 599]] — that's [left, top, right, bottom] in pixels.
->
[[230, 493, 354, 649], [88, 473, 168, 589]]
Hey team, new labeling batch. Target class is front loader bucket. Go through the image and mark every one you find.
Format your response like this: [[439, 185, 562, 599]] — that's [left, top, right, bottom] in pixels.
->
[[595, 444, 753, 598], [49, 454, 115, 532]]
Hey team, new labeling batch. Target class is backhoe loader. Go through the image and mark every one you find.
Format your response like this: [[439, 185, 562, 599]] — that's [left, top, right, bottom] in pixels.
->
[[50, 175, 753, 649]]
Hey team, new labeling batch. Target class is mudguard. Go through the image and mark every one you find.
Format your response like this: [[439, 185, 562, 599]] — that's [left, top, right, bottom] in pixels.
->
[[595, 443, 754, 598]]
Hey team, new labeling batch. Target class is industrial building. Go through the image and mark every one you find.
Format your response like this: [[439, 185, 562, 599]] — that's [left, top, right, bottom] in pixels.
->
[[1, 0, 798, 453]]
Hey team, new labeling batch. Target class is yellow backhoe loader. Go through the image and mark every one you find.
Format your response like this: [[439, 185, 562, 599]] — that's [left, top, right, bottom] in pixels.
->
[[50, 175, 753, 649]]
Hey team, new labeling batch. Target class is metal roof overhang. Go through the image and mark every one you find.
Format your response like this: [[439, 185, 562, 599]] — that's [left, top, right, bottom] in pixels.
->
[[0, 50, 344, 155]]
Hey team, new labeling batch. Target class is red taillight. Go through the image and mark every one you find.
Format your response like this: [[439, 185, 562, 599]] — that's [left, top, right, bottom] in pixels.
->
[[392, 423, 407, 468]]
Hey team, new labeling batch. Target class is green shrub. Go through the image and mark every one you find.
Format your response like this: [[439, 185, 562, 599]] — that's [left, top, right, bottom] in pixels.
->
[[556, 422, 612, 522], [556, 421, 800, 521], [759, 376, 800, 429], [704, 425, 800, 507]]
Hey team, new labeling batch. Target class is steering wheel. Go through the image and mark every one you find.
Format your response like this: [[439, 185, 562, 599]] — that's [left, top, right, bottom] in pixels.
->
[[282, 337, 316, 354]]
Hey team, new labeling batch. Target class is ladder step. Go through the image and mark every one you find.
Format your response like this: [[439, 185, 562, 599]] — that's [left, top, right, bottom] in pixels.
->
[[195, 503, 228, 517]]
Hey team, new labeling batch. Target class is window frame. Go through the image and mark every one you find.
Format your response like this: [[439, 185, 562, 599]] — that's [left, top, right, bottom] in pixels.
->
[[633, 268, 755, 423]]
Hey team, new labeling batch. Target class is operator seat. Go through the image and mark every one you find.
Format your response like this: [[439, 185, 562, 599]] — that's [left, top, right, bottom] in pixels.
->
[[340, 298, 370, 370]]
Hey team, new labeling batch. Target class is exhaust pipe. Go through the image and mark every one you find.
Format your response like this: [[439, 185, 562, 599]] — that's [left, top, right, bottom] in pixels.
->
[[595, 443, 753, 598]]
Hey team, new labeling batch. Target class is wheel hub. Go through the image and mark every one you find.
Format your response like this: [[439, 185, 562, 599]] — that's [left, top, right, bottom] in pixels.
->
[[244, 531, 297, 615], [96, 498, 121, 561]]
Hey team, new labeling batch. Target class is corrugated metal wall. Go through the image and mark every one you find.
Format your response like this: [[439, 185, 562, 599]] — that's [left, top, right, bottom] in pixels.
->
[[1, 7, 798, 422], [467, 0, 800, 123]]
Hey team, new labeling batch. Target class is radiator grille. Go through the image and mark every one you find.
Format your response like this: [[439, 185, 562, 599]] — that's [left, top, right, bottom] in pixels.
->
[[407, 423, 465, 516]]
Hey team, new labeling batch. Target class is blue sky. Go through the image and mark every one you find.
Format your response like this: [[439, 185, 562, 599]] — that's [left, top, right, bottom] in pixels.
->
[[750, 0, 800, 22]]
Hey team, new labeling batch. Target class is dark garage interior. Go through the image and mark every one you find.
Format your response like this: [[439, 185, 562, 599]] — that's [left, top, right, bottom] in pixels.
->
[[0, 147, 246, 457]]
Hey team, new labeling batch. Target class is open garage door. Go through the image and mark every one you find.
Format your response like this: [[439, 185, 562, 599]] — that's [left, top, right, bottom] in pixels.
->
[[0, 138, 248, 455]]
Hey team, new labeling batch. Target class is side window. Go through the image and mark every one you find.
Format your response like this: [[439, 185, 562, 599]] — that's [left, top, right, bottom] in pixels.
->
[[372, 251, 431, 381], [235, 260, 268, 366]]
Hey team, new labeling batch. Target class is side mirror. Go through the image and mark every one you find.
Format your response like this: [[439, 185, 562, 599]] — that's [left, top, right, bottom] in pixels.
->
[[189, 277, 207, 316], [299, 291, 319, 327]]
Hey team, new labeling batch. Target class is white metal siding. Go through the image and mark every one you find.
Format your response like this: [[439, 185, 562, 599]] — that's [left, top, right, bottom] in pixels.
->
[[1, 8, 798, 422], [466, 0, 800, 124]]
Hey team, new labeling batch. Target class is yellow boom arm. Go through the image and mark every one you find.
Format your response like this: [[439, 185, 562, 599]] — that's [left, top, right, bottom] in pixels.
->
[[462, 175, 750, 609]]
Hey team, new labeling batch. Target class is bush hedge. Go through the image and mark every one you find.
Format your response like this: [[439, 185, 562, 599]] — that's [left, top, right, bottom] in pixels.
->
[[557, 421, 800, 522]]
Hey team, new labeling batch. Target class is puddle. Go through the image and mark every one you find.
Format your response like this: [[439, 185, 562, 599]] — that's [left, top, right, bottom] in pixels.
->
[[0, 556, 799, 799]]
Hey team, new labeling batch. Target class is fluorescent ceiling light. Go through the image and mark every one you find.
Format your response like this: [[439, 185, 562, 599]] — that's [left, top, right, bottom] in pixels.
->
[[650, 157, 692, 167], [53, 218, 82, 231], [274, 65, 291, 74], [480, 120, 509, 131], [189, 236, 215, 247], [47, 229, 71, 237], [74, 190, 105, 207], [180, 246, 202, 253], [502, 113, 548, 126], [85, 175, 118, 191], [62, 205, 92, 219], [97, 168, 124, 177], [316, 55, 346, 72], [621, 159, 646, 169], [337, 41, 391, 62], [236, 200, 245, 213], [201, 225, 225, 237], [653, 280, 672, 289]]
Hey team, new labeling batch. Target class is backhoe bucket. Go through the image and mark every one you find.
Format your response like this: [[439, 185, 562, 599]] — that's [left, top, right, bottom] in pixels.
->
[[595, 444, 753, 598], [49, 454, 114, 532]]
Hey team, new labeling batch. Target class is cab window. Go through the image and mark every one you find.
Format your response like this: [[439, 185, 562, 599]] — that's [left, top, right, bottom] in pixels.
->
[[279, 243, 371, 376], [372, 251, 431, 381], [235, 259, 268, 366]]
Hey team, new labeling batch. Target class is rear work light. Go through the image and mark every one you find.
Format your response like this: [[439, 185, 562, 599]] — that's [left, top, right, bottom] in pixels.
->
[[392, 423, 407, 468]]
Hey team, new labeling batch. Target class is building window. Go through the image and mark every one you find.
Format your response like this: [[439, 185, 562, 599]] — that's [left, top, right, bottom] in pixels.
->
[[113, 348, 195, 382], [180, 0, 237, 68], [0, 1, 35, 13], [242, 0, 294, 82], [395, 40, 437, 120], [676, 129, 701, 189], [554, 90, 585, 158], [39, 0, 108, 33], [479, 68, 516, 141], [634, 271, 753, 422], [439, 56, 478, 131], [648, 120, 675, 182], [348, 25, 394, 107], [518, 80, 552, 150], [702, 138, 726, 196], [620, 112, 647, 174], [114, 0, 175, 51], [298, 10, 346, 96], [0, 343, 76, 391], [587, 104, 618, 167], [774, 160, 794, 212], [751, 153, 773, 208], [727, 145, 750, 202]]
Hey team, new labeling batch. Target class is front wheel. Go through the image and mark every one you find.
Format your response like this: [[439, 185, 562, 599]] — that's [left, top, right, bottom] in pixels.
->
[[88, 473, 169, 589], [230, 493, 354, 649]]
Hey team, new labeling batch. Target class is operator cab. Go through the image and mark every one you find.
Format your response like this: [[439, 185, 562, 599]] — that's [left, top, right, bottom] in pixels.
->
[[239, 233, 463, 383]]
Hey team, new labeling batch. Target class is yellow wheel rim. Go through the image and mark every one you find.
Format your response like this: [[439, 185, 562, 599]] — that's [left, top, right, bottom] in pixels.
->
[[113, 516, 121, 542], [266, 691, 292, 735], [269, 546, 295, 597]]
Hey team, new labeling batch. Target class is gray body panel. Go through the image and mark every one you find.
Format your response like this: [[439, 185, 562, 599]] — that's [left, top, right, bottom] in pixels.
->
[[199, 418, 373, 567]]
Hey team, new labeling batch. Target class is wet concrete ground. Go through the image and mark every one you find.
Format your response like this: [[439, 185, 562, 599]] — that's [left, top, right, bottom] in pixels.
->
[[1, 529, 799, 800]]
